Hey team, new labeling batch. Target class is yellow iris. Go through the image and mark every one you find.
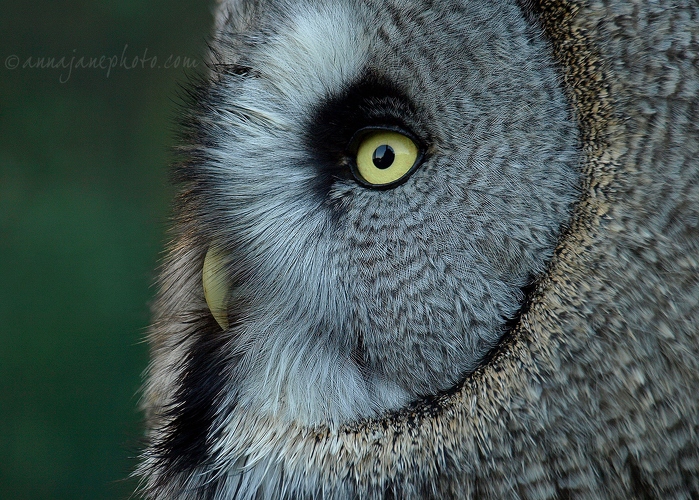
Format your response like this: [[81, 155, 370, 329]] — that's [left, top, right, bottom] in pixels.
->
[[354, 130, 419, 187]]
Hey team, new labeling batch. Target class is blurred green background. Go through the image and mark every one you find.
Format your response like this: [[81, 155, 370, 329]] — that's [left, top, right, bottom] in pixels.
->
[[0, 1, 213, 498]]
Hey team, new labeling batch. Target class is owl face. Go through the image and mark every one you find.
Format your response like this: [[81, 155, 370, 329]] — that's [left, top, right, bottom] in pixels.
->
[[171, 0, 579, 428]]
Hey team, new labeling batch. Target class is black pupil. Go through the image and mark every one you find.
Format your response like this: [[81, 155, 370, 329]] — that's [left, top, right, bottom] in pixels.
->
[[372, 145, 395, 169]]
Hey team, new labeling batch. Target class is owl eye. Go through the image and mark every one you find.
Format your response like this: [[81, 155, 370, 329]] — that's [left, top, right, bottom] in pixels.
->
[[351, 129, 421, 188]]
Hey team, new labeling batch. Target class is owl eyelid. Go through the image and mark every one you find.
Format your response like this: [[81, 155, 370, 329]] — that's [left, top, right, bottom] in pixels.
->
[[346, 125, 423, 152], [347, 125, 426, 190]]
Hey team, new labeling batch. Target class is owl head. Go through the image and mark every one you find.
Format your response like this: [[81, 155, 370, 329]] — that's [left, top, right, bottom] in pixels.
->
[[140, 0, 580, 496]]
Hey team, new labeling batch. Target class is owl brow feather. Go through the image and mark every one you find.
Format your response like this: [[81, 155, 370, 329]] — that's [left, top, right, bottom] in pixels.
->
[[220, 100, 291, 131], [213, 63, 260, 78]]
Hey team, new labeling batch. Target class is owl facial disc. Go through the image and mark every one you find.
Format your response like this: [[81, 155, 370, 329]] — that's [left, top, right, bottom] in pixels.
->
[[202, 246, 229, 330]]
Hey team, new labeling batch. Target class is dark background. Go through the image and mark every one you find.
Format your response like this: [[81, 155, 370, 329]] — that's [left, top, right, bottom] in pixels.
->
[[0, 1, 214, 498]]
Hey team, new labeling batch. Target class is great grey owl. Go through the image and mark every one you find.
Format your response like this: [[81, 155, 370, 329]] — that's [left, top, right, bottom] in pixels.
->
[[137, 0, 699, 498]]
